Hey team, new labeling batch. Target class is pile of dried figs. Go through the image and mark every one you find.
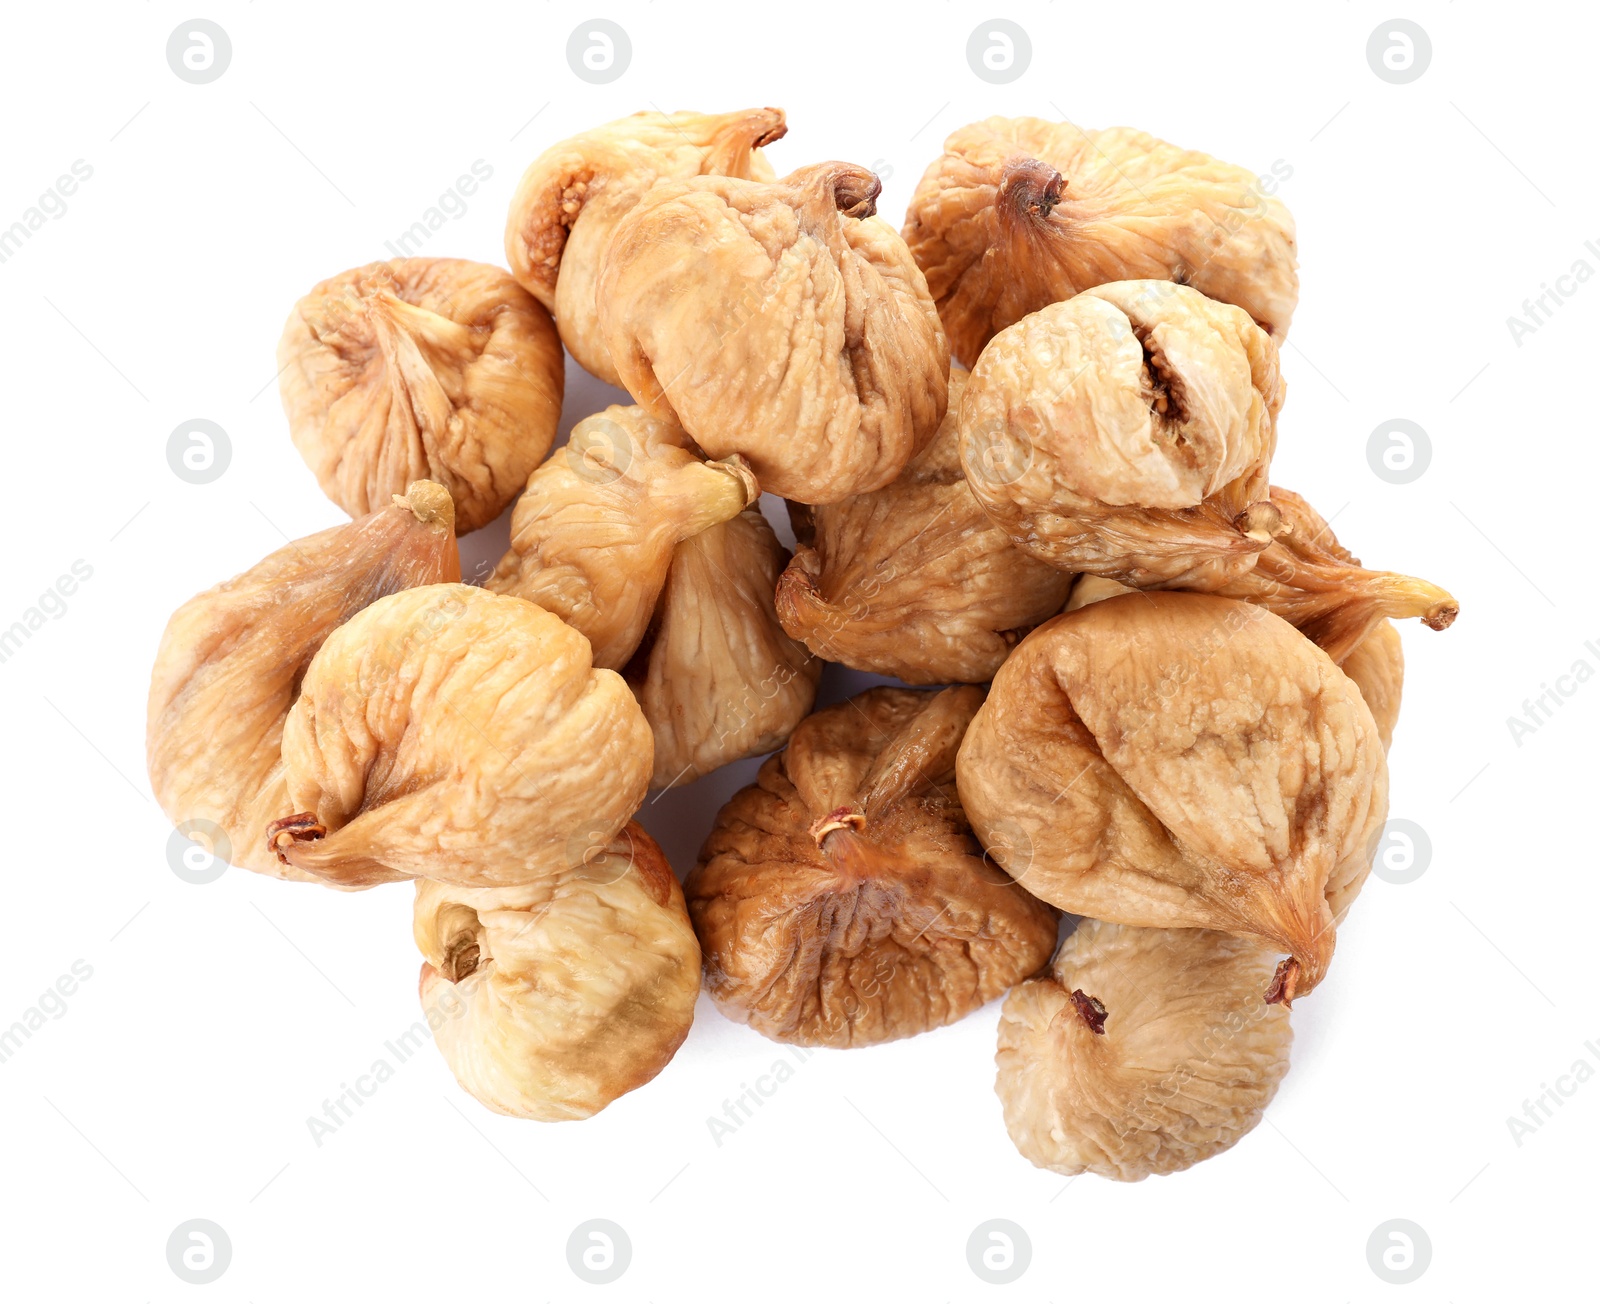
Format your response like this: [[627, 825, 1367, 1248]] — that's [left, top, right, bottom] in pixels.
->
[[147, 108, 1456, 1177]]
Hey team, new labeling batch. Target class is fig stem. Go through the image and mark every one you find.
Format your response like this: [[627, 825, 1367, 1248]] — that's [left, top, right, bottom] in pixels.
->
[[1069, 989, 1108, 1034], [266, 812, 327, 865], [998, 157, 1065, 220], [1264, 957, 1301, 1007], [809, 805, 866, 846]]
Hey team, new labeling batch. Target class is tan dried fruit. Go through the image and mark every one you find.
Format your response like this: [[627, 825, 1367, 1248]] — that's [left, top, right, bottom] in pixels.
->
[[775, 367, 1073, 684], [632, 508, 820, 788], [504, 108, 787, 386], [1342, 620, 1404, 752], [996, 919, 1293, 1181], [277, 258, 563, 534], [686, 687, 1059, 1047], [1209, 486, 1457, 663], [904, 115, 1298, 368], [956, 592, 1388, 1002], [960, 281, 1285, 589], [486, 405, 759, 669], [415, 823, 700, 1120], [146, 482, 460, 881], [267, 583, 652, 889], [597, 161, 949, 504]]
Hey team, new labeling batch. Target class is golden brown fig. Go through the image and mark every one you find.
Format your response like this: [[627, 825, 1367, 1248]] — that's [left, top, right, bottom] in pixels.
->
[[277, 259, 563, 534], [632, 509, 820, 789], [775, 367, 1073, 684], [956, 593, 1388, 1002], [960, 281, 1285, 590], [485, 405, 759, 669], [904, 116, 1298, 368], [687, 687, 1059, 1047], [1342, 620, 1404, 752], [504, 108, 786, 386], [996, 920, 1293, 1181], [268, 584, 652, 889], [147, 482, 460, 881], [1209, 486, 1457, 663], [597, 161, 949, 504], [416, 823, 700, 1120]]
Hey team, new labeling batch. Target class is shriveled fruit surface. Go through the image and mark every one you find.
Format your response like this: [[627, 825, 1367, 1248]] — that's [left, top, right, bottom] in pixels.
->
[[415, 823, 700, 1121], [996, 919, 1292, 1181], [956, 592, 1388, 1002], [485, 404, 759, 670], [960, 282, 1285, 590], [277, 259, 563, 534], [1341, 620, 1404, 752], [633, 508, 819, 789], [1210, 486, 1457, 663], [269, 584, 652, 889], [904, 116, 1298, 368], [146, 481, 460, 881], [504, 108, 786, 386], [776, 367, 1073, 684], [687, 686, 1058, 1047], [598, 161, 949, 504]]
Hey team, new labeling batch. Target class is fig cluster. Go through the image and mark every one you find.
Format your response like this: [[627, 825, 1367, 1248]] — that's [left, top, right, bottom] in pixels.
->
[[146, 107, 1456, 1174]]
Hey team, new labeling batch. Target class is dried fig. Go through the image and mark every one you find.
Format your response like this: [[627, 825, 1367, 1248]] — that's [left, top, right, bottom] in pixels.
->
[[415, 823, 700, 1120], [147, 482, 460, 881], [904, 115, 1298, 368], [486, 405, 759, 669], [597, 161, 949, 504], [632, 509, 820, 789], [267, 584, 652, 889], [956, 593, 1388, 1002], [1342, 620, 1403, 752], [960, 281, 1285, 589], [504, 108, 787, 386], [996, 919, 1292, 1181], [1209, 486, 1457, 663], [775, 367, 1073, 684], [686, 687, 1058, 1047], [277, 258, 563, 534]]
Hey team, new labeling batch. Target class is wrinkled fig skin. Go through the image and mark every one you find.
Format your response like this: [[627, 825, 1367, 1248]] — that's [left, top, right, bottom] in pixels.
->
[[776, 368, 1073, 684], [598, 162, 950, 504], [146, 482, 460, 882], [996, 920, 1293, 1181], [277, 259, 564, 534], [1210, 486, 1458, 663], [486, 405, 759, 669], [960, 281, 1286, 590], [687, 687, 1059, 1047], [956, 593, 1388, 1002], [635, 509, 820, 789], [504, 108, 786, 386], [904, 116, 1299, 368], [1341, 620, 1404, 752], [416, 823, 700, 1121], [270, 584, 652, 889]]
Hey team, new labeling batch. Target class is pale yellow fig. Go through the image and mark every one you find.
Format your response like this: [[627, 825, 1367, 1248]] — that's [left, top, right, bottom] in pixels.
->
[[416, 823, 700, 1120], [278, 259, 563, 533], [960, 281, 1285, 590], [1342, 620, 1404, 752], [633, 509, 820, 789], [485, 405, 759, 669], [904, 115, 1298, 368], [504, 108, 786, 386], [956, 593, 1388, 1003], [687, 687, 1058, 1047], [775, 368, 1073, 684], [267, 584, 652, 889], [597, 161, 949, 504], [146, 482, 459, 881], [996, 920, 1293, 1181]]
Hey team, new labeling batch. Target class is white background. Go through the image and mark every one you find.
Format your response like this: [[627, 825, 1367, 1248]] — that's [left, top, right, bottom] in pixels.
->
[[0, 1, 1593, 1299]]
